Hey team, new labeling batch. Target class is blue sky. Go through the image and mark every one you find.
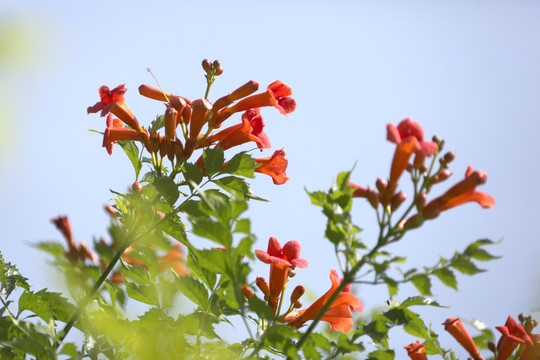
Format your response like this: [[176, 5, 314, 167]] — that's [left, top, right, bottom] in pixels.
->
[[1, 0, 539, 357]]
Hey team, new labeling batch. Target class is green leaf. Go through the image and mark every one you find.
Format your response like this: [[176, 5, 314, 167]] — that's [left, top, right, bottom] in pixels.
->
[[247, 297, 274, 321], [153, 175, 179, 205], [125, 280, 159, 306], [464, 239, 500, 261], [183, 162, 204, 187], [175, 275, 209, 308], [383, 276, 398, 297], [451, 255, 485, 275], [432, 267, 458, 290], [234, 219, 251, 234], [306, 189, 328, 207], [410, 274, 432, 296], [18, 289, 76, 323], [118, 140, 142, 179], [203, 147, 225, 177], [221, 152, 256, 178], [336, 171, 352, 191], [120, 259, 151, 285], [59, 342, 78, 358], [148, 115, 165, 133], [367, 349, 395, 360], [215, 176, 253, 200], [309, 333, 332, 352], [0, 252, 30, 298], [400, 296, 445, 308], [191, 218, 232, 246]]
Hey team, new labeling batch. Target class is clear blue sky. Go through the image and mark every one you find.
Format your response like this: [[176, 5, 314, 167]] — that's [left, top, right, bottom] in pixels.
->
[[1, 0, 539, 357]]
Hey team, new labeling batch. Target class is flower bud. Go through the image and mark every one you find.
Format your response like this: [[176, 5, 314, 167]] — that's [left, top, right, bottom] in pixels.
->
[[390, 191, 407, 212], [132, 181, 142, 193], [241, 284, 255, 299], [487, 341, 496, 354], [294, 300, 303, 309], [366, 187, 380, 209], [215, 66, 224, 76], [164, 107, 178, 142], [376, 178, 387, 193], [255, 277, 270, 299], [149, 132, 161, 153], [212, 59, 221, 68], [443, 151, 456, 163], [290, 285, 305, 303], [416, 193, 426, 212], [173, 140, 184, 162], [288, 268, 296, 278], [432, 170, 452, 184], [202, 59, 212, 73], [104, 204, 117, 217]]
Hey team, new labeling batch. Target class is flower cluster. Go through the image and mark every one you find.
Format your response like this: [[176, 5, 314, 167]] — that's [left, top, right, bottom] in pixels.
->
[[404, 315, 539, 360], [87, 60, 295, 185], [348, 118, 495, 229], [251, 237, 362, 333]]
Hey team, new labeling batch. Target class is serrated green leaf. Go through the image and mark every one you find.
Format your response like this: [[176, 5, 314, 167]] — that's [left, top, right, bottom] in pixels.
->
[[183, 162, 204, 187], [400, 296, 445, 308], [191, 218, 232, 246], [125, 280, 159, 306], [118, 140, 142, 179], [306, 189, 328, 207], [148, 115, 165, 133], [464, 240, 500, 261], [221, 152, 256, 178], [153, 175, 179, 205], [0, 252, 30, 298], [215, 176, 253, 200], [120, 259, 151, 285], [247, 297, 274, 321], [18, 289, 76, 323], [451, 255, 485, 275], [176, 275, 209, 308], [410, 274, 432, 296], [432, 267, 458, 290], [336, 171, 352, 191], [367, 349, 394, 360], [203, 147, 225, 176], [309, 333, 332, 351]]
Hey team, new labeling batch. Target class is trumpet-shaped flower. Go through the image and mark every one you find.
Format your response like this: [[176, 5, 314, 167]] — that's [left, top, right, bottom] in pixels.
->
[[255, 237, 308, 310], [422, 166, 495, 218], [496, 315, 533, 360], [88, 84, 143, 132], [404, 341, 428, 360], [254, 149, 289, 185], [443, 318, 482, 360], [282, 269, 362, 333]]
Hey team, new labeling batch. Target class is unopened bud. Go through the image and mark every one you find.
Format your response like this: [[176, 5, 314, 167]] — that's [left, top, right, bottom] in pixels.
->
[[149, 132, 160, 153], [487, 342, 496, 353], [241, 284, 255, 299], [390, 192, 407, 212], [173, 140, 184, 162], [416, 193, 426, 212], [375, 178, 387, 193], [443, 151, 456, 164], [164, 107, 178, 141], [202, 59, 212, 73], [159, 137, 168, 159], [288, 268, 296, 278], [290, 285, 305, 303], [212, 59, 221, 68], [525, 319, 538, 333], [255, 277, 270, 298], [432, 135, 440, 144], [432, 170, 452, 185], [215, 66, 224, 76], [104, 204, 117, 217], [132, 181, 142, 193], [294, 300, 303, 309], [366, 188, 380, 209]]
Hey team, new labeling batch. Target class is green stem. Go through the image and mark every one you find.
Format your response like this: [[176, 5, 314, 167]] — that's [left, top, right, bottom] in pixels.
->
[[57, 241, 130, 347]]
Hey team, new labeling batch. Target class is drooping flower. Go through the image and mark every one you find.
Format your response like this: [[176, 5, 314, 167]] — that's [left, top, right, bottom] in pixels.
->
[[443, 318, 482, 360], [496, 315, 533, 360], [282, 269, 362, 333], [255, 237, 308, 311], [404, 341, 428, 360], [254, 149, 289, 185]]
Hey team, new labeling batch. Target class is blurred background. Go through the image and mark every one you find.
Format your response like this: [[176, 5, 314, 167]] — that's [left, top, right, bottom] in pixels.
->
[[1, 0, 539, 357]]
